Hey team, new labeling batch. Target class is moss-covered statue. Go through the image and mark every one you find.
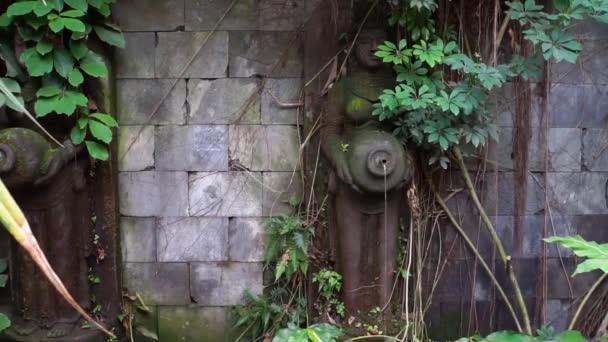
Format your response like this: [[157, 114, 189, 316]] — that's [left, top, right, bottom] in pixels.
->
[[321, 27, 414, 316]]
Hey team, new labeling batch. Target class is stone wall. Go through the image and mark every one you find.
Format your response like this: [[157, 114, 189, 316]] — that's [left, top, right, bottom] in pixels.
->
[[113, 1, 304, 339], [428, 23, 608, 339]]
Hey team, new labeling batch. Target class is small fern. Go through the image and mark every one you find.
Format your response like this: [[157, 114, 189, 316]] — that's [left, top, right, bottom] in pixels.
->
[[265, 215, 312, 281]]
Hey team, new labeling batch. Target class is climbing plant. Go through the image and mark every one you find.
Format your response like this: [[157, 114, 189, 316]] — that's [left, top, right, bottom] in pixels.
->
[[0, 0, 124, 160]]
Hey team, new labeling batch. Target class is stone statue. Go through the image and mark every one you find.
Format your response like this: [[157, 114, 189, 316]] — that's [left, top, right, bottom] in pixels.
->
[[321, 28, 413, 316], [0, 127, 98, 341]]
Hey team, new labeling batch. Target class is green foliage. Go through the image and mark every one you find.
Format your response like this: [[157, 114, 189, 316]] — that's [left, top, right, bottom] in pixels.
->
[[233, 289, 306, 339], [545, 235, 608, 275], [377, 0, 605, 167], [0, 77, 23, 111], [265, 215, 312, 281], [312, 269, 345, 318], [0, 313, 10, 334], [273, 323, 344, 342], [455, 329, 587, 342], [0, 0, 124, 160]]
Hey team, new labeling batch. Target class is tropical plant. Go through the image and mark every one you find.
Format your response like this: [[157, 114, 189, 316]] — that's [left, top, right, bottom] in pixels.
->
[[456, 329, 588, 342], [312, 269, 345, 318], [265, 214, 312, 281], [545, 235, 608, 275], [0, 0, 124, 160], [273, 323, 344, 342]]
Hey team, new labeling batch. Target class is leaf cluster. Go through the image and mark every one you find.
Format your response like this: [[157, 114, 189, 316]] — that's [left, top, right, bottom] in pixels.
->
[[456, 329, 587, 342], [312, 269, 345, 318], [545, 235, 608, 275], [273, 323, 344, 342], [265, 214, 312, 281], [0, 0, 125, 160]]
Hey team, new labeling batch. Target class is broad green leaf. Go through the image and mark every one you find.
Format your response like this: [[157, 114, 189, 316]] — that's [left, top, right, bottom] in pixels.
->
[[65, 91, 88, 107], [545, 235, 608, 275], [65, 0, 88, 11], [69, 40, 89, 60], [49, 19, 65, 33], [78, 117, 88, 129], [37, 86, 62, 97], [61, 9, 85, 17], [554, 330, 587, 342], [36, 40, 54, 55], [89, 120, 112, 143], [0, 313, 10, 333], [94, 25, 126, 48], [25, 52, 53, 76], [68, 68, 84, 86], [53, 48, 75, 78], [7, 1, 38, 16], [50, 0, 65, 11], [0, 78, 20, 93], [0, 14, 13, 27], [91, 113, 118, 127], [70, 125, 86, 145], [81, 62, 107, 77], [35, 97, 56, 117], [61, 18, 86, 32], [85, 141, 108, 160], [54, 96, 77, 115], [33, 2, 55, 16], [553, 0, 570, 12]]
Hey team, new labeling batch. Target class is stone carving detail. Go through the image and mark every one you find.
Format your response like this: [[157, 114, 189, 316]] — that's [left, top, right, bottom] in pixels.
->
[[321, 28, 413, 315], [0, 128, 100, 341]]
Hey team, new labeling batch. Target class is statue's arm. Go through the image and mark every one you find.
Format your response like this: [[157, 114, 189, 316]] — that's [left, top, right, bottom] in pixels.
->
[[320, 82, 353, 185]]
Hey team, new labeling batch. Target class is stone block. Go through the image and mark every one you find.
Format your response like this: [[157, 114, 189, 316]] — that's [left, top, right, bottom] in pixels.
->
[[492, 216, 541, 258], [117, 79, 186, 125], [546, 257, 576, 299], [119, 171, 188, 217], [549, 84, 608, 128], [228, 218, 265, 262], [157, 217, 228, 262], [121, 217, 157, 262], [572, 215, 608, 244], [583, 128, 608, 171], [118, 125, 155, 172], [482, 172, 545, 216], [115, 33, 155, 78], [158, 306, 228, 341], [186, 0, 305, 31], [494, 82, 542, 128], [190, 262, 263, 305], [189, 172, 263, 217], [262, 78, 303, 124], [547, 172, 608, 215], [155, 125, 228, 171], [545, 300, 570, 332], [187, 79, 260, 124], [113, 0, 185, 31], [263, 172, 302, 215], [229, 125, 300, 171], [123, 263, 190, 305], [155, 32, 228, 78], [229, 31, 303, 77]]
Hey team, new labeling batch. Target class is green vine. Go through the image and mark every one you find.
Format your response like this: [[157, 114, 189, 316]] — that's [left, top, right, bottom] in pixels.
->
[[0, 0, 124, 160]]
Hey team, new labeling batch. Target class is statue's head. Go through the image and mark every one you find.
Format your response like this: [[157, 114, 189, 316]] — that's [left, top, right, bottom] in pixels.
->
[[354, 28, 386, 69]]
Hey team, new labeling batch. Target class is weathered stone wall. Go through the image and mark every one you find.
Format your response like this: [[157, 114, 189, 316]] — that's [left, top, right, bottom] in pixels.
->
[[113, 1, 304, 339], [428, 23, 608, 339]]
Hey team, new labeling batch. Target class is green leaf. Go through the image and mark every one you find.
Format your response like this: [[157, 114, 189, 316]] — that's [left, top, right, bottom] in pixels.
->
[[553, 0, 570, 12], [54, 95, 77, 115], [0, 313, 10, 333], [0, 14, 13, 27], [545, 235, 608, 275], [25, 52, 54, 76], [65, 0, 88, 11], [35, 97, 56, 117], [94, 25, 126, 48], [7, 1, 38, 16], [69, 40, 89, 60], [85, 141, 108, 160], [37, 86, 62, 97], [91, 113, 118, 127], [49, 19, 65, 33], [50, 0, 65, 11], [70, 124, 86, 144], [36, 40, 54, 55], [0, 78, 20, 93], [554, 330, 587, 342], [53, 48, 75, 78], [81, 51, 108, 77], [65, 90, 88, 107], [89, 120, 112, 143], [33, 1, 55, 16], [61, 9, 85, 17], [61, 18, 86, 32], [68, 68, 84, 86]]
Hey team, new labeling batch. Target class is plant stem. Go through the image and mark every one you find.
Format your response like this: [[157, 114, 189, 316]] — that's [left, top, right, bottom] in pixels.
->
[[453, 146, 532, 334], [569, 272, 608, 330], [427, 176, 523, 332]]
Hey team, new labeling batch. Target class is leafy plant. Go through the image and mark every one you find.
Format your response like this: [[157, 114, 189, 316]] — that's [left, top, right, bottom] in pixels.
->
[[312, 269, 344, 318], [545, 235, 608, 275], [0, 313, 9, 334], [0, 0, 124, 160], [233, 289, 306, 339], [455, 329, 587, 342], [273, 323, 344, 342], [265, 215, 312, 281]]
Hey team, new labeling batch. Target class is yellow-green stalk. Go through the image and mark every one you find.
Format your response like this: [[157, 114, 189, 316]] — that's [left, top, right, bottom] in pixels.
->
[[0, 179, 115, 338]]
